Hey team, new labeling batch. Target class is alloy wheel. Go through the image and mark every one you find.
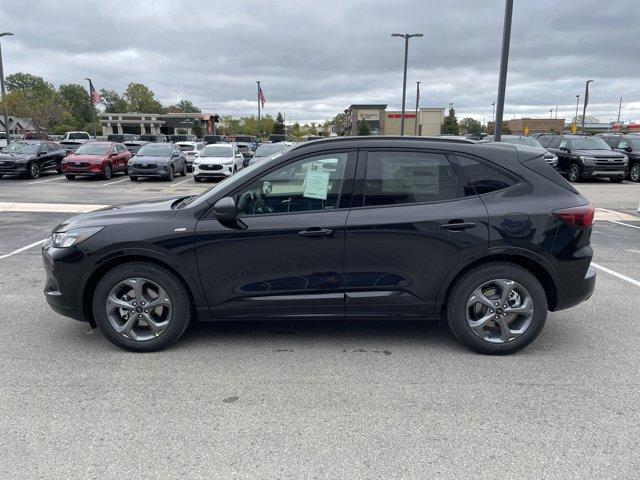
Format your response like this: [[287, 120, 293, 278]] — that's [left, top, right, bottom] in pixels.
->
[[465, 279, 534, 344], [631, 164, 640, 182], [30, 163, 41, 179], [105, 277, 172, 341], [568, 164, 580, 182]]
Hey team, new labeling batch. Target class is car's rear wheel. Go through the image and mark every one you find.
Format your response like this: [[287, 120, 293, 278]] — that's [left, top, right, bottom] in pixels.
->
[[567, 163, 580, 182], [27, 162, 41, 179], [103, 164, 112, 180], [447, 263, 547, 355], [92, 262, 191, 352], [629, 164, 640, 182], [65, 174, 76, 180]]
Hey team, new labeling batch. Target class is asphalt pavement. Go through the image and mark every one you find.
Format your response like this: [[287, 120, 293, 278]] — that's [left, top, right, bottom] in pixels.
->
[[0, 174, 639, 479]]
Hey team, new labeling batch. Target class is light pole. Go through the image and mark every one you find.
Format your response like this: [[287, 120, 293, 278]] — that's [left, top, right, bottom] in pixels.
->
[[0, 32, 14, 145], [494, 0, 514, 142], [549, 109, 553, 119], [414, 81, 421, 135], [581, 80, 593, 133], [491, 101, 496, 124], [391, 33, 423, 136], [574, 94, 580, 125], [84, 78, 97, 138], [617, 97, 622, 123]]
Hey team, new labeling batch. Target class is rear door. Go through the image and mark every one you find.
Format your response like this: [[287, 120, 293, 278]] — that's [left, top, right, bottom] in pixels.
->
[[344, 148, 489, 318]]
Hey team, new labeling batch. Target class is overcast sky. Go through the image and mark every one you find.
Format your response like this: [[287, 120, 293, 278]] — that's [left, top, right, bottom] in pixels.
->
[[2, 0, 639, 124]]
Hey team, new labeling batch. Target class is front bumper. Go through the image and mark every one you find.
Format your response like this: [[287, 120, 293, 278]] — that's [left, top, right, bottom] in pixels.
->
[[554, 266, 596, 311], [193, 163, 234, 179], [581, 165, 626, 178], [0, 163, 28, 175], [61, 162, 103, 175], [128, 164, 171, 177]]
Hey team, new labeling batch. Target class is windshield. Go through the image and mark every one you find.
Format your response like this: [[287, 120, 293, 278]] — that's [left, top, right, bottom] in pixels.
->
[[75, 143, 109, 155], [67, 133, 89, 139], [137, 144, 172, 156], [254, 144, 285, 157], [503, 137, 543, 148], [4, 142, 40, 154], [178, 144, 195, 151], [628, 138, 640, 149], [570, 137, 611, 150], [201, 145, 233, 157]]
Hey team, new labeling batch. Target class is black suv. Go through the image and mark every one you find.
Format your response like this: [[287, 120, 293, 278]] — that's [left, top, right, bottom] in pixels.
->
[[42, 137, 596, 354], [543, 134, 627, 182], [601, 135, 640, 182]]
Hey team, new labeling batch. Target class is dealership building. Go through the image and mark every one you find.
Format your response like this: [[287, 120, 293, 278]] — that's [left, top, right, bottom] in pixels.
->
[[344, 104, 445, 136], [100, 113, 217, 136]]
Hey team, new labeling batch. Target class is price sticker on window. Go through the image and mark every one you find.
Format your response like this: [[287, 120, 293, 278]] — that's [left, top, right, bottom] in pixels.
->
[[303, 170, 330, 200]]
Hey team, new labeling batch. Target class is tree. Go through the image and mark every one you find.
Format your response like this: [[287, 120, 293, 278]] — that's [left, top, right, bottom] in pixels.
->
[[123, 83, 164, 113], [486, 121, 511, 135], [191, 121, 203, 138], [59, 84, 93, 129], [273, 112, 285, 135], [325, 113, 347, 135], [100, 89, 128, 113], [292, 122, 301, 139], [441, 107, 459, 135], [5, 72, 51, 92], [357, 118, 371, 136], [459, 117, 483, 135], [166, 99, 201, 113]]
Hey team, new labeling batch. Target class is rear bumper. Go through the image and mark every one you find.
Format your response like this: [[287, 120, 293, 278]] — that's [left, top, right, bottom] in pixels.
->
[[554, 266, 596, 311]]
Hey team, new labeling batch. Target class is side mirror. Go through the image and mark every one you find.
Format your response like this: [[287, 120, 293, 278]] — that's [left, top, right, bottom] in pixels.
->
[[625, 146, 633, 153], [110, 152, 118, 157], [213, 197, 237, 220]]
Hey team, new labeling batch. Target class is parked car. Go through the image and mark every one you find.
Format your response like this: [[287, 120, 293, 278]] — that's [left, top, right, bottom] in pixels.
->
[[0, 131, 8, 149], [236, 143, 255, 167], [170, 134, 197, 142], [61, 142, 131, 180], [22, 131, 49, 140], [465, 132, 489, 141], [269, 134, 287, 143], [601, 135, 640, 182], [60, 131, 93, 155], [175, 141, 204, 172], [138, 134, 169, 143], [122, 140, 149, 155], [544, 134, 627, 182], [127, 142, 187, 181], [249, 142, 292, 165], [42, 137, 596, 353], [483, 135, 558, 168], [193, 143, 244, 182], [107, 134, 138, 143], [0, 140, 66, 179], [203, 135, 227, 144]]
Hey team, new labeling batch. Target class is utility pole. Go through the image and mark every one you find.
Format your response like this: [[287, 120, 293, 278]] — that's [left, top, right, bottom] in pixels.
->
[[491, 101, 496, 124], [494, 0, 513, 142], [391, 33, 423, 136], [555, 106, 558, 119], [0, 32, 14, 145], [617, 97, 622, 123], [256, 81, 261, 140], [581, 80, 593, 133], [574, 95, 580, 125], [84, 77, 97, 138], [414, 81, 420, 135], [549, 109, 553, 119]]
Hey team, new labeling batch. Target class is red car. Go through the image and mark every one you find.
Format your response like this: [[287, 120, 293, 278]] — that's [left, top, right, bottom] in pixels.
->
[[61, 141, 131, 180]]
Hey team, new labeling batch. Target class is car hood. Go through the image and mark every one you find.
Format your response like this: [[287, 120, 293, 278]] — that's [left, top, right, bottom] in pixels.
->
[[196, 155, 234, 164], [65, 154, 107, 162], [53, 196, 184, 232], [0, 153, 33, 162], [573, 149, 625, 157], [131, 155, 172, 163]]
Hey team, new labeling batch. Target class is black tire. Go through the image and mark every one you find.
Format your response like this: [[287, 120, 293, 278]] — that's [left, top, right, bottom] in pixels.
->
[[27, 162, 41, 179], [194, 176, 202, 182], [103, 164, 112, 180], [165, 166, 175, 181], [629, 164, 640, 182], [610, 176, 625, 183], [446, 262, 548, 355], [567, 163, 580, 182], [129, 175, 138, 182], [0, 174, 3, 179], [92, 262, 192, 352], [65, 174, 76, 180], [181, 162, 187, 176]]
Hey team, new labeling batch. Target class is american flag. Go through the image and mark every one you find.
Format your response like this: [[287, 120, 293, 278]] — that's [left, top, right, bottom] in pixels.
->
[[88, 79, 102, 105], [258, 85, 266, 108]]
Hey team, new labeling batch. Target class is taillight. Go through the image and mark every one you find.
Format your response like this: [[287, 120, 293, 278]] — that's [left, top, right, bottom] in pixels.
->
[[552, 204, 595, 228]]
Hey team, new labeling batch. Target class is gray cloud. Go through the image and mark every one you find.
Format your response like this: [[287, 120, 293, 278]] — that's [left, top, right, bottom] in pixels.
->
[[1, 0, 639, 124]]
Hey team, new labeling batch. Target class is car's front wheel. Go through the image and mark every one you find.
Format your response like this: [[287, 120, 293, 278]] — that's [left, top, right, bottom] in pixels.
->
[[567, 163, 581, 182], [103, 164, 113, 180], [129, 175, 138, 182], [65, 174, 76, 180], [92, 262, 191, 352], [447, 263, 547, 355], [165, 166, 175, 181], [629, 163, 640, 182], [27, 162, 41, 179]]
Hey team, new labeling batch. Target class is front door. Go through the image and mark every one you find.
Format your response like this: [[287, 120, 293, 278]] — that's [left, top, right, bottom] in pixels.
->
[[344, 149, 490, 318], [194, 150, 356, 319]]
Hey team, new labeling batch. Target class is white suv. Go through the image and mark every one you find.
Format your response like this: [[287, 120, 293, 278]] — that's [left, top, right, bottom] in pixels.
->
[[193, 143, 244, 182], [176, 141, 204, 172]]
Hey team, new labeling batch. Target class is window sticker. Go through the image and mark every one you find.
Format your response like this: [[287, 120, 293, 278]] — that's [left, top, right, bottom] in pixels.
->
[[303, 170, 330, 200]]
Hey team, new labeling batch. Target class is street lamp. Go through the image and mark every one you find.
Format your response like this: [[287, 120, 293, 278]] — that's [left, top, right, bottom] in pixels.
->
[[549, 108, 553, 119], [574, 94, 580, 126], [491, 101, 496, 124], [494, 0, 514, 142], [0, 32, 14, 145], [581, 80, 593, 133], [391, 33, 423, 136]]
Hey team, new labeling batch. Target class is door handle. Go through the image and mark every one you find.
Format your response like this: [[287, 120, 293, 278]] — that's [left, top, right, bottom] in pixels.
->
[[440, 221, 477, 231], [299, 227, 333, 237]]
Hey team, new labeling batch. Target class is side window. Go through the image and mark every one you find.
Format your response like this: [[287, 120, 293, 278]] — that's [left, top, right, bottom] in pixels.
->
[[547, 138, 561, 149], [455, 155, 517, 195], [234, 152, 349, 216], [39, 143, 49, 153], [558, 138, 568, 149], [618, 140, 628, 150], [538, 136, 551, 147], [363, 151, 463, 207]]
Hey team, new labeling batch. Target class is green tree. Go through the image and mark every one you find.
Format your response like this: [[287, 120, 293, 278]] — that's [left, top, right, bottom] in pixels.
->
[[486, 121, 511, 135], [459, 117, 483, 135], [100, 89, 129, 113], [5, 72, 51, 92], [166, 99, 201, 113], [191, 121, 203, 138], [123, 83, 164, 113], [357, 118, 371, 136], [273, 112, 285, 135], [292, 122, 301, 139], [59, 83, 93, 129], [325, 113, 347, 135], [441, 107, 459, 135]]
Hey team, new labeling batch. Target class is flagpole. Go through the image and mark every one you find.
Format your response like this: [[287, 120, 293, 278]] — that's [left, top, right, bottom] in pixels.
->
[[84, 77, 97, 138], [256, 81, 261, 140]]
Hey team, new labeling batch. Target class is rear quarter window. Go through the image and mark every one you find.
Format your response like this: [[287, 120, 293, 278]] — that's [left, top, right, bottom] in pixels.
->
[[454, 155, 518, 195]]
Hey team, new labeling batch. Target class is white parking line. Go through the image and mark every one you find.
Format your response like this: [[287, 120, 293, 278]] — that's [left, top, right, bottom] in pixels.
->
[[27, 176, 66, 185], [607, 220, 640, 230], [103, 178, 130, 187], [591, 262, 640, 288], [0, 239, 46, 260], [169, 178, 192, 187]]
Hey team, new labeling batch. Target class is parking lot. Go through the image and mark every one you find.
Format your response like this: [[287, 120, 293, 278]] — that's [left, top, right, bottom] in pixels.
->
[[1, 173, 639, 478]]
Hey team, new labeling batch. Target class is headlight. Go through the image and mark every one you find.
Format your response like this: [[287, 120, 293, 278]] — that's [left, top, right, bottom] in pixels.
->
[[580, 156, 596, 164], [622, 155, 629, 165], [51, 226, 104, 248]]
